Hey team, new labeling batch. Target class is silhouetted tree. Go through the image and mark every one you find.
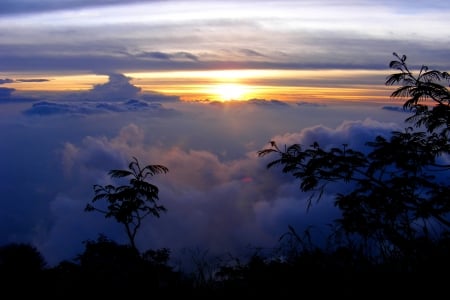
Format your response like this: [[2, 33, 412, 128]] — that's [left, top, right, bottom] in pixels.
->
[[0, 242, 50, 295], [61, 235, 159, 293], [77, 234, 141, 270], [387, 52, 450, 136], [142, 247, 171, 267], [44, 235, 183, 295], [85, 156, 169, 251], [258, 53, 450, 268], [75, 234, 143, 292], [0, 242, 47, 274]]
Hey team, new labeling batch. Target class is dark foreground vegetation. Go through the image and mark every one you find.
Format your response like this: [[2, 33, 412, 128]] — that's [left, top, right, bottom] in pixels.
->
[[1, 53, 450, 296]]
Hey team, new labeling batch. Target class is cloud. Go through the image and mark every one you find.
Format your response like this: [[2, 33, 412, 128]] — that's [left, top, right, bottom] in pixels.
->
[[50, 122, 300, 267], [239, 49, 265, 57], [296, 101, 326, 107], [80, 72, 180, 102], [2, 0, 449, 270], [139, 51, 172, 60], [2, 1, 450, 76], [43, 112, 400, 266], [246, 98, 290, 107], [15, 78, 50, 83], [0, 0, 157, 16], [176, 52, 199, 61], [140, 92, 180, 103], [22, 99, 176, 116], [0, 79, 14, 84], [269, 118, 401, 153], [0, 88, 39, 103], [0, 78, 49, 102], [87, 73, 141, 101], [0, 73, 181, 105], [0, 98, 408, 269], [382, 105, 411, 113], [136, 51, 199, 61], [18, 72, 181, 115], [0, 87, 15, 98], [205, 98, 290, 107]]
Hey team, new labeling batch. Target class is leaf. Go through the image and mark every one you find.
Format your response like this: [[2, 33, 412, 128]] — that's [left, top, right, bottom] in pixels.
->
[[109, 169, 133, 178]]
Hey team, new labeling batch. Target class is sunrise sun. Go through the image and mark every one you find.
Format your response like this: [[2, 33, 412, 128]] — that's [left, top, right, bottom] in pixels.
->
[[213, 83, 247, 101]]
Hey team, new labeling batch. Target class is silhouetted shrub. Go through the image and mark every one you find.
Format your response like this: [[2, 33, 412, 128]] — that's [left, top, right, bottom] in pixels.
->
[[0, 242, 46, 274]]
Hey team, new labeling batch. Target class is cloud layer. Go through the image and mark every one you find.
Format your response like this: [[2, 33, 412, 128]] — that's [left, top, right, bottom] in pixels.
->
[[0, 76, 409, 269], [1, 0, 449, 76]]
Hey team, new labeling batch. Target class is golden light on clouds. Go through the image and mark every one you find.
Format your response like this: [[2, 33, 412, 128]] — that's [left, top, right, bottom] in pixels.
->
[[2, 69, 391, 103], [128, 69, 263, 101], [128, 69, 390, 102], [3, 74, 107, 91]]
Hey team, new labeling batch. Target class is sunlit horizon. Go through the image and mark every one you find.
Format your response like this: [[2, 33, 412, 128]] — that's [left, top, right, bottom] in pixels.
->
[[2, 68, 395, 103]]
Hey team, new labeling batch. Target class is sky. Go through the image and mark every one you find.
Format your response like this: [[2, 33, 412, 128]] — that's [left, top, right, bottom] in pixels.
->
[[1, 0, 450, 270]]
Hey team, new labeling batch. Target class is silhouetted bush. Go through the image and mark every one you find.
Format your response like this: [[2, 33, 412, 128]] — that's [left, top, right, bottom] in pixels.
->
[[0, 242, 46, 274]]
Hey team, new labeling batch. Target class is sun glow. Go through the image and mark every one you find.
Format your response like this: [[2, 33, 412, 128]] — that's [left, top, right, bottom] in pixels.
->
[[212, 83, 248, 101], [125, 69, 388, 102], [1, 69, 390, 103]]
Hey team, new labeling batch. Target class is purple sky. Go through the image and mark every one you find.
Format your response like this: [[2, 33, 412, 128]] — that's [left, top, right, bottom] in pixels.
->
[[1, 0, 449, 271]]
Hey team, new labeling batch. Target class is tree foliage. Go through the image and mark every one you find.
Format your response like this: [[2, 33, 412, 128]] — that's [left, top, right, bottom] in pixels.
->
[[386, 52, 450, 135], [0, 242, 47, 274], [85, 156, 169, 251], [258, 53, 450, 264]]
